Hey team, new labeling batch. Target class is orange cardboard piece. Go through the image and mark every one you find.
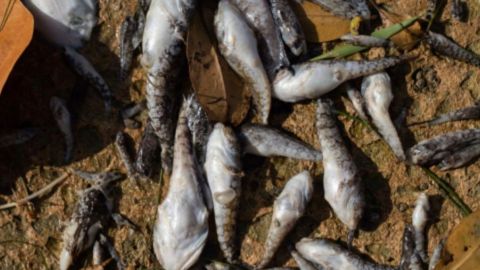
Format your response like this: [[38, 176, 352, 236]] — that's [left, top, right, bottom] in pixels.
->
[[0, 0, 34, 94]]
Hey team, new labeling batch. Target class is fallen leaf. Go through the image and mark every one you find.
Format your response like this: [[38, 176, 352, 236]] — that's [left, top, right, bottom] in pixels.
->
[[290, 1, 351, 42], [435, 209, 480, 270], [186, 2, 250, 126], [0, 0, 33, 95]]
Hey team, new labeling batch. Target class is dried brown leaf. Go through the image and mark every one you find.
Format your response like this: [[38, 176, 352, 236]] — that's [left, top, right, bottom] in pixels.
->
[[186, 3, 250, 126], [0, 0, 34, 94]]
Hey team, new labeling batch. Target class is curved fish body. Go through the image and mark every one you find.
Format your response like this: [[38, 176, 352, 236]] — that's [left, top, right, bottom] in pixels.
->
[[64, 47, 113, 112], [135, 122, 160, 177], [141, 0, 197, 174], [412, 193, 429, 264], [115, 131, 137, 178], [258, 171, 314, 268], [215, 0, 271, 124], [408, 129, 480, 166], [398, 225, 423, 270], [296, 238, 396, 270], [185, 95, 212, 164], [437, 143, 480, 170], [230, 0, 289, 78], [237, 124, 322, 161], [60, 171, 124, 270], [204, 123, 242, 262], [361, 72, 405, 161], [340, 34, 392, 48], [23, 0, 97, 49], [0, 128, 38, 148], [426, 31, 480, 67], [428, 240, 445, 270], [425, 103, 480, 125], [309, 0, 370, 19], [316, 99, 364, 244], [50, 96, 74, 163], [153, 100, 209, 270], [273, 56, 407, 103], [270, 0, 307, 57], [291, 250, 319, 270], [344, 83, 368, 121]]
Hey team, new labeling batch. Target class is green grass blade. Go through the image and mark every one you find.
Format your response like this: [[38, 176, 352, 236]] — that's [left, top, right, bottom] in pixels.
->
[[311, 16, 420, 61]]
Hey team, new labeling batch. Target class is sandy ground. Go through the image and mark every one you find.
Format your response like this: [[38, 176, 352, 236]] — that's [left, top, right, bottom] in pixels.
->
[[0, 0, 479, 269]]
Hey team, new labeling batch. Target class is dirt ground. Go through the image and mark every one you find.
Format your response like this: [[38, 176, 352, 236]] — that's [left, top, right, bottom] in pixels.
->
[[0, 0, 479, 269]]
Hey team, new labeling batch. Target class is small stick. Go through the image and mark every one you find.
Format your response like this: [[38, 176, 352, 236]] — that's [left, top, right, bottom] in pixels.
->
[[0, 173, 70, 210]]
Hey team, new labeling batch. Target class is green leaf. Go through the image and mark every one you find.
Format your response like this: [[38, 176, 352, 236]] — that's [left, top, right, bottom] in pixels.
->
[[311, 16, 420, 61]]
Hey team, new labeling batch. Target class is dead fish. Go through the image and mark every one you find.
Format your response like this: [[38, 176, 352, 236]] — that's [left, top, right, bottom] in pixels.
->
[[398, 225, 423, 270], [344, 82, 368, 121], [215, 0, 272, 124], [204, 123, 243, 263], [296, 238, 396, 270], [64, 47, 113, 112], [308, 0, 370, 20], [425, 31, 480, 67], [316, 99, 364, 245], [412, 193, 429, 264], [420, 103, 480, 126], [340, 34, 392, 48], [205, 261, 242, 270], [0, 128, 38, 148], [60, 170, 127, 270], [135, 121, 160, 178], [408, 128, 480, 167], [257, 171, 314, 269], [425, 0, 440, 21], [141, 0, 197, 174], [22, 0, 97, 49], [230, 0, 289, 78], [270, 0, 307, 57], [451, 0, 467, 22], [115, 131, 137, 178], [437, 143, 480, 170], [119, 0, 149, 80], [185, 94, 212, 165], [428, 239, 445, 270], [153, 99, 209, 270], [273, 56, 408, 103], [50, 96, 74, 163], [361, 72, 406, 161], [237, 124, 322, 161], [291, 250, 319, 270]]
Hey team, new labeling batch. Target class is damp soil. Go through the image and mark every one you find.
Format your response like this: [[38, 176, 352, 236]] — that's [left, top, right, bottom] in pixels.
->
[[0, 0, 479, 269]]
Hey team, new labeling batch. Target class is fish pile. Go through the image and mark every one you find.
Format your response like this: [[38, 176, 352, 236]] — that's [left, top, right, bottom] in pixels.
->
[[4, 0, 479, 269]]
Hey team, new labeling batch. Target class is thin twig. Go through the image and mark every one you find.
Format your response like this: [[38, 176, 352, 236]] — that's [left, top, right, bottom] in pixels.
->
[[0, 173, 70, 210]]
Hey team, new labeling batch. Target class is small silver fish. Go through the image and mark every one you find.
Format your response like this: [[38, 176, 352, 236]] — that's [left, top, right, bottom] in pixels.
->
[[428, 239, 445, 270], [153, 99, 209, 270], [309, 0, 370, 19], [0, 128, 38, 148], [273, 56, 408, 103], [398, 225, 423, 270], [421, 103, 480, 126], [50, 96, 74, 163], [60, 170, 126, 270], [185, 94, 212, 165], [23, 0, 97, 49], [296, 238, 396, 270], [340, 34, 392, 48], [412, 193, 429, 264], [408, 128, 480, 167], [270, 0, 307, 57], [316, 99, 364, 245], [215, 0, 272, 124], [344, 82, 368, 121], [437, 143, 480, 170], [361, 72, 406, 161], [257, 171, 313, 269], [115, 131, 137, 179], [230, 0, 290, 78], [426, 31, 480, 67], [237, 124, 322, 161], [64, 47, 113, 112], [291, 250, 319, 270], [204, 123, 243, 263], [451, 0, 467, 22], [142, 0, 197, 174]]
